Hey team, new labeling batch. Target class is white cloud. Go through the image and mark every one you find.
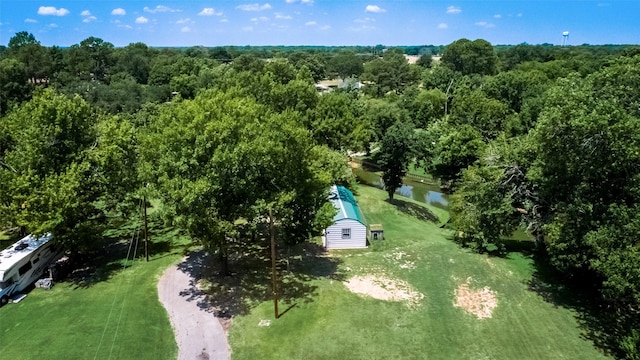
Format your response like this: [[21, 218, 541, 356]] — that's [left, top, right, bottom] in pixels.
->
[[319, 25, 330, 30], [38, 6, 70, 16], [437, 23, 448, 29], [446, 6, 461, 14], [305, 21, 316, 26], [302, 0, 314, 3], [494, 14, 502, 19], [286, 0, 313, 3], [354, 17, 375, 23], [475, 21, 495, 28], [81, 10, 91, 17], [198, 8, 222, 16], [136, 16, 149, 24], [48, 23, 58, 28], [349, 25, 374, 32], [25, 18, 38, 23], [82, 16, 97, 23], [517, 13, 523, 17], [118, 24, 133, 29], [286, 0, 296, 2], [237, 3, 272, 11], [220, 18, 229, 23], [365, 5, 386, 13], [243, 26, 253, 31], [144, 5, 180, 13], [176, 18, 191, 24], [181, 26, 191, 32], [275, 13, 292, 19], [112, 8, 126, 16]]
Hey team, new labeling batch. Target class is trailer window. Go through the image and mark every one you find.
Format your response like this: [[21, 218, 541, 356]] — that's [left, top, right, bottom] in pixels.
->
[[341, 228, 351, 239], [33, 257, 40, 264], [0, 278, 14, 287], [18, 262, 32, 276]]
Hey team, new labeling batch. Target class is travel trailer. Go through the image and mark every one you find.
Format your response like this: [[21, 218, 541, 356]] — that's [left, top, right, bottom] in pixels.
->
[[0, 233, 61, 306]]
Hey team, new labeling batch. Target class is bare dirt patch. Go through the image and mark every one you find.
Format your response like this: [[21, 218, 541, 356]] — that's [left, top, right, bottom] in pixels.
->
[[454, 277, 498, 319], [344, 274, 424, 307], [383, 251, 416, 270], [485, 257, 495, 268]]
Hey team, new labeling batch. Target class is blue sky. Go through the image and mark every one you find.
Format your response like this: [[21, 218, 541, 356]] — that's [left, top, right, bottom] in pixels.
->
[[1, 1, 639, 47]]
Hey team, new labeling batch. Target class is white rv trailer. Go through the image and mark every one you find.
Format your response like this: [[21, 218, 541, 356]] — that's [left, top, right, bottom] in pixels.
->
[[0, 233, 61, 306]]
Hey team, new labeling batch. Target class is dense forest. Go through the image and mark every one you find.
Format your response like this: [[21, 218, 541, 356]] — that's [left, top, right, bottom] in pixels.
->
[[1, 32, 640, 358]]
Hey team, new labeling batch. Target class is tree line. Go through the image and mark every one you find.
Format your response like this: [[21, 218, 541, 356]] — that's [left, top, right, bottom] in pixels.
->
[[2, 31, 640, 357]]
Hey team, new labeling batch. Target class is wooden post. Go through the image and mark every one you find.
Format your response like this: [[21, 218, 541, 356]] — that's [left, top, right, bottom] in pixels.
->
[[270, 208, 279, 319], [143, 196, 149, 262]]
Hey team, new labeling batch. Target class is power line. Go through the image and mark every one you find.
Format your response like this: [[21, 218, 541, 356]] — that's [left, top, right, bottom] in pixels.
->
[[93, 199, 143, 360]]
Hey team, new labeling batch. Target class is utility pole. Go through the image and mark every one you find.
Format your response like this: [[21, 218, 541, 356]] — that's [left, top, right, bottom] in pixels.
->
[[143, 196, 149, 262], [269, 208, 279, 319]]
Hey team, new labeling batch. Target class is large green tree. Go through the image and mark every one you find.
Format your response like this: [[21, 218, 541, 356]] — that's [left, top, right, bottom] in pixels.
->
[[311, 91, 370, 152], [328, 51, 364, 79], [441, 38, 497, 76], [450, 90, 512, 140], [448, 56, 640, 357], [0, 58, 30, 114], [361, 48, 419, 97], [377, 121, 417, 200], [139, 89, 342, 274], [0, 89, 128, 249]]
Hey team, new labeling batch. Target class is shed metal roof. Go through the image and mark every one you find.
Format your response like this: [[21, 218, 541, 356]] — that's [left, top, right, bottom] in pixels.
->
[[329, 185, 365, 224]]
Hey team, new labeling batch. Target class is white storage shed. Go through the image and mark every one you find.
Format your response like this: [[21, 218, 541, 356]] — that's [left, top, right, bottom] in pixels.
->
[[323, 185, 367, 250]]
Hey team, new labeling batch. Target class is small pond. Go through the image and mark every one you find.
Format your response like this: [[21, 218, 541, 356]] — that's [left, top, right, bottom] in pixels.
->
[[353, 167, 450, 210], [353, 166, 533, 242]]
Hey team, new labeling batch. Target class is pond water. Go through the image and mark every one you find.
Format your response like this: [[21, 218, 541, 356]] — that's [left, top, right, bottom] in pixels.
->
[[353, 167, 533, 242], [353, 167, 450, 210]]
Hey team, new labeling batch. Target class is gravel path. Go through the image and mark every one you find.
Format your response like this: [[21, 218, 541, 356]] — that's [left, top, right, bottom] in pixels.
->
[[158, 252, 230, 360]]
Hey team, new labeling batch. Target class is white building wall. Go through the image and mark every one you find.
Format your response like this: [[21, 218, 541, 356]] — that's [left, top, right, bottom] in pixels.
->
[[325, 219, 367, 249]]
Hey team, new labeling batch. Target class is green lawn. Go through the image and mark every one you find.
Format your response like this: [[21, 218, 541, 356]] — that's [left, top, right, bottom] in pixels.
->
[[229, 185, 610, 360], [0, 236, 183, 360]]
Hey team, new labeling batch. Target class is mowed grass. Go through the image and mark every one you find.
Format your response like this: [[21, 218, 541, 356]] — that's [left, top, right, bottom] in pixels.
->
[[0, 241, 181, 360], [229, 185, 610, 360]]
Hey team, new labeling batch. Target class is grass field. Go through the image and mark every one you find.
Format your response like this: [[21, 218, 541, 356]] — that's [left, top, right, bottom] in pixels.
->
[[228, 185, 610, 360], [0, 229, 186, 360]]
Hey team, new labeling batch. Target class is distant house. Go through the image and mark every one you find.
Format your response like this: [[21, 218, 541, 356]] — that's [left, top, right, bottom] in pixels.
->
[[323, 185, 367, 250], [338, 78, 364, 90]]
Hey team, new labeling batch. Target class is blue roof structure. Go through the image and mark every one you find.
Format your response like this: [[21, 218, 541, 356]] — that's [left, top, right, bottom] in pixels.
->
[[329, 185, 365, 224]]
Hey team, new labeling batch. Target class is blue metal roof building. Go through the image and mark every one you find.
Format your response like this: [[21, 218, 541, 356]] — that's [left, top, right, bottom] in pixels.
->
[[330, 185, 365, 224], [324, 185, 367, 249]]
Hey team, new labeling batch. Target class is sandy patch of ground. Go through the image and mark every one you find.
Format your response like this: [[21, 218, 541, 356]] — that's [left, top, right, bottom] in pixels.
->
[[454, 277, 497, 319], [344, 274, 424, 307], [383, 251, 416, 270], [485, 257, 495, 268], [404, 55, 420, 64]]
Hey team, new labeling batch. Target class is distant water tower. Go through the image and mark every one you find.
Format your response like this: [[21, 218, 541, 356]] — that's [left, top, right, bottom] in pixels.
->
[[562, 31, 570, 46]]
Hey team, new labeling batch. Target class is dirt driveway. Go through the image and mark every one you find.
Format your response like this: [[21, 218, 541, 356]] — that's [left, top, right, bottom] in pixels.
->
[[158, 252, 230, 360]]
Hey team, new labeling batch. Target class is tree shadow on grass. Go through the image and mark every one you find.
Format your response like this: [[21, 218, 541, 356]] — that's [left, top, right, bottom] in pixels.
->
[[175, 240, 344, 322], [63, 224, 188, 289], [386, 198, 439, 223], [63, 239, 131, 289], [502, 238, 536, 255], [526, 255, 637, 359]]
